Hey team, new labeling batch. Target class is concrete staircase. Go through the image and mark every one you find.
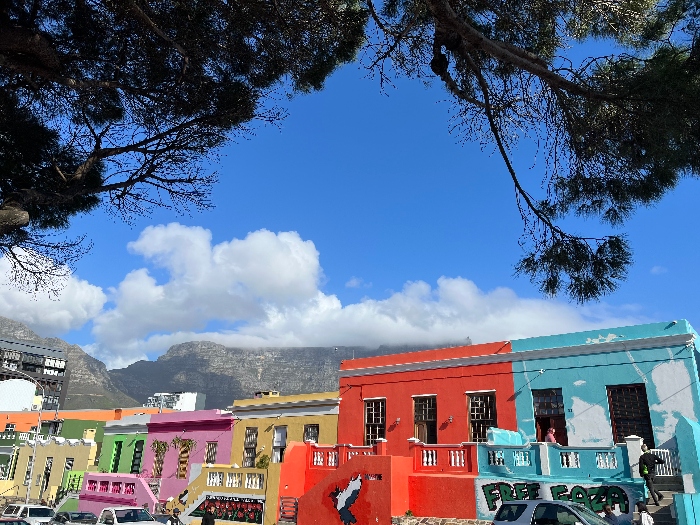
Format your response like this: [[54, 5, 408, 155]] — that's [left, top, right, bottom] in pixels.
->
[[632, 476, 684, 525]]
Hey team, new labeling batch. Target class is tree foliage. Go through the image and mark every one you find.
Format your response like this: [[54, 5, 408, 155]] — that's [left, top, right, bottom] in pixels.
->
[[366, 0, 700, 301], [0, 0, 366, 293]]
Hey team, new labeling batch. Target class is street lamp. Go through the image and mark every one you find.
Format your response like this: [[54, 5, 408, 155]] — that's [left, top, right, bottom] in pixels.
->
[[2, 366, 43, 503]]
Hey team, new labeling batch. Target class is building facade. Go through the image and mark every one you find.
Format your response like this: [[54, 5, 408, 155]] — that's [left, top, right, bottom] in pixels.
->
[[0, 337, 68, 410], [144, 393, 206, 412]]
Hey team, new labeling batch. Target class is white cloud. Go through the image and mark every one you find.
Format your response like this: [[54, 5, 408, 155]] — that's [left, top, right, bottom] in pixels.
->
[[0, 257, 106, 335], [0, 224, 646, 369], [651, 266, 668, 275]]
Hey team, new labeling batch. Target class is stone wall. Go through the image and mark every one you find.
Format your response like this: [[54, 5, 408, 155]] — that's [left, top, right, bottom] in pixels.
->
[[392, 517, 492, 525]]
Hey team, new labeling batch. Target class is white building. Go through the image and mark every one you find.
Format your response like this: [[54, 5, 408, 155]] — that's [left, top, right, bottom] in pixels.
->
[[143, 392, 206, 411]]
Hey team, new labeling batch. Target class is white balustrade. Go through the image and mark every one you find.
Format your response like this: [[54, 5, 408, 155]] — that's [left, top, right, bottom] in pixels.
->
[[560, 451, 580, 468], [422, 449, 438, 466], [513, 451, 531, 467], [449, 449, 465, 467], [488, 450, 505, 466], [226, 472, 242, 488], [595, 452, 618, 469], [207, 471, 224, 486], [245, 473, 264, 490], [327, 451, 339, 466], [312, 451, 325, 466]]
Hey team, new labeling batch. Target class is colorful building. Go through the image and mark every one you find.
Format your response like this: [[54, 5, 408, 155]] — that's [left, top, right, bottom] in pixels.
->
[[171, 391, 340, 525], [100, 414, 151, 474]]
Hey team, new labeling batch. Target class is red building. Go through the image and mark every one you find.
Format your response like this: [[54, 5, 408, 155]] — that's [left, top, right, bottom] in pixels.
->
[[336, 341, 518, 457]]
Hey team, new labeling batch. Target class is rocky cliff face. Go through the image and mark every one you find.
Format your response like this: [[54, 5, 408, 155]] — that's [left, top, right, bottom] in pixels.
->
[[0, 316, 138, 409], [107, 342, 455, 409]]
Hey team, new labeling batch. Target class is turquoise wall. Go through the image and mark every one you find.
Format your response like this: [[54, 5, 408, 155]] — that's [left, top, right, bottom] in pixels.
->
[[511, 320, 700, 448]]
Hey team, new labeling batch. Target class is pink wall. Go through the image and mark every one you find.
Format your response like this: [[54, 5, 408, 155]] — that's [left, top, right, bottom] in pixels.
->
[[78, 473, 157, 515], [142, 410, 235, 502]]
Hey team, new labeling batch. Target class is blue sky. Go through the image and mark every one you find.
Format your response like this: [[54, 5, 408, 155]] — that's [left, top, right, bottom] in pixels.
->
[[2, 62, 698, 369]]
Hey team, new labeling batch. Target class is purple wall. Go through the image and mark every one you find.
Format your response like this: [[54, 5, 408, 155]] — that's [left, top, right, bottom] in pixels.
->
[[78, 473, 158, 515], [142, 410, 234, 502]]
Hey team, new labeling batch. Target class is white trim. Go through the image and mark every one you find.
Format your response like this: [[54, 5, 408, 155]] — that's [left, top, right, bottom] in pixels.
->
[[230, 398, 339, 420], [464, 390, 496, 395], [411, 394, 437, 398], [362, 397, 386, 401], [339, 333, 694, 378]]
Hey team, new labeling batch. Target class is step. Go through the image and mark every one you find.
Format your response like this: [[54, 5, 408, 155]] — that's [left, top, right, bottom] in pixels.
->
[[655, 477, 684, 492]]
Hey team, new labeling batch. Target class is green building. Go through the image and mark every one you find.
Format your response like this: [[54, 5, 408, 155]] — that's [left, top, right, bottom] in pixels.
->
[[99, 414, 150, 474]]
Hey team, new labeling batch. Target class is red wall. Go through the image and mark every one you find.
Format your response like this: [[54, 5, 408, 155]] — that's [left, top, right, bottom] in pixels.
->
[[408, 474, 476, 518], [296, 455, 413, 525], [338, 341, 517, 456]]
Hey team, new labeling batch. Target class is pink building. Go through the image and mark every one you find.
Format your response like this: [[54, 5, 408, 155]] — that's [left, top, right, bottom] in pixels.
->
[[78, 473, 158, 515], [142, 410, 235, 503]]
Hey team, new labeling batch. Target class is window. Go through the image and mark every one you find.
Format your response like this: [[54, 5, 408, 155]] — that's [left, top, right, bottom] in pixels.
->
[[364, 399, 386, 445], [152, 448, 165, 478], [63, 457, 74, 473], [467, 392, 497, 442], [243, 427, 258, 468], [532, 503, 580, 525], [414, 396, 437, 444], [130, 440, 144, 474], [494, 504, 527, 522], [205, 442, 218, 464], [176, 444, 190, 479], [607, 384, 655, 447], [42, 456, 53, 493], [4, 424, 14, 433], [303, 424, 320, 443], [272, 426, 287, 463], [111, 441, 123, 473]]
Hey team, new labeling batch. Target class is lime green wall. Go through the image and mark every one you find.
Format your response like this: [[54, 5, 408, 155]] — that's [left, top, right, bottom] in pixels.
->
[[100, 433, 147, 473], [60, 420, 105, 442]]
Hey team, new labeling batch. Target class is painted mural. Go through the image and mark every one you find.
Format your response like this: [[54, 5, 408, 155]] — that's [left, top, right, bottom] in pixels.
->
[[190, 496, 264, 524], [475, 478, 644, 521], [328, 475, 362, 525]]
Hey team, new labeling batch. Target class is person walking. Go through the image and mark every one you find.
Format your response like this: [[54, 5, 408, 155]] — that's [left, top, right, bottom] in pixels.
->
[[545, 428, 557, 443], [202, 504, 216, 525], [601, 504, 619, 525], [167, 508, 183, 525], [639, 444, 665, 505], [635, 502, 654, 525]]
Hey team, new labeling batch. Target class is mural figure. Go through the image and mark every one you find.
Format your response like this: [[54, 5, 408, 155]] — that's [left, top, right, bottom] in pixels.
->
[[329, 474, 362, 525]]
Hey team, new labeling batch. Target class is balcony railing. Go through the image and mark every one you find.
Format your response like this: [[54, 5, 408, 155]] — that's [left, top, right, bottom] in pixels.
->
[[410, 440, 478, 473], [650, 448, 682, 477], [307, 442, 379, 470], [201, 465, 267, 494]]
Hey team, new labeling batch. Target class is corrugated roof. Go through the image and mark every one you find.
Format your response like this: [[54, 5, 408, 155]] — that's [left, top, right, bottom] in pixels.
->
[[0, 337, 65, 358]]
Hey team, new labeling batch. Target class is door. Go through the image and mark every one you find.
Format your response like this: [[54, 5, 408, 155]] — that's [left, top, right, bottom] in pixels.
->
[[272, 426, 287, 463], [532, 388, 568, 445], [607, 384, 655, 447]]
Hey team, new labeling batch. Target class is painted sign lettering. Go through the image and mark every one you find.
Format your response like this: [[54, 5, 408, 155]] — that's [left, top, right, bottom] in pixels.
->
[[475, 478, 643, 521]]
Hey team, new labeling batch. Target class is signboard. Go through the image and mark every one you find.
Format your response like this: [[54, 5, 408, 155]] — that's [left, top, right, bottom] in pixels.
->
[[475, 478, 644, 521], [190, 496, 264, 524]]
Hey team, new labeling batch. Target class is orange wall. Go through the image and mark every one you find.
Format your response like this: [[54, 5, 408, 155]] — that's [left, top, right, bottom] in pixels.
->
[[0, 407, 168, 431], [338, 342, 517, 456]]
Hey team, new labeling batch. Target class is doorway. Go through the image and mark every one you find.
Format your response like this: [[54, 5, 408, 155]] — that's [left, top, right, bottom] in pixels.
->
[[532, 388, 568, 445]]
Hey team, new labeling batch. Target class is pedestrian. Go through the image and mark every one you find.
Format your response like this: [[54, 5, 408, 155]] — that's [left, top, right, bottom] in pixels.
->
[[635, 502, 654, 525], [202, 504, 216, 525], [142, 503, 150, 512], [545, 428, 557, 443], [639, 444, 665, 505], [167, 508, 183, 525], [40, 499, 47, 506], [601, 504, 619, 525]]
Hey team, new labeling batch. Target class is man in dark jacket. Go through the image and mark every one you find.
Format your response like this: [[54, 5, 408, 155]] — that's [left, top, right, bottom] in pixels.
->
[[639, 444, 665, 505], [167, 508, 183, 525], [201, 505, 215, 525]]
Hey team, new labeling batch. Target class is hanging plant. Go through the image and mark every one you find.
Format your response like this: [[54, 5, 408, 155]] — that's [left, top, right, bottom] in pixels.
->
[[151, 439, 170, 455], [171, 436, 197, 453]]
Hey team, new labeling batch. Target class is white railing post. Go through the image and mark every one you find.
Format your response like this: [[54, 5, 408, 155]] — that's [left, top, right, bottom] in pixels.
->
[[534, 443, 550, 476], [625, 436, 643, 479]]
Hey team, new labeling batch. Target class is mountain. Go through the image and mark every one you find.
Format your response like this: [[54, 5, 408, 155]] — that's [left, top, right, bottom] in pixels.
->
[[0, 316, 139, 409], [107, 341, 469, 409], [0, 315, 471, 410]]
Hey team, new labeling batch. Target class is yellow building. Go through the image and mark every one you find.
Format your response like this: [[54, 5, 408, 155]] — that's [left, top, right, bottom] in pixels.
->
[[9, 437, 97, 503], [176, 391, 339, 525]]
